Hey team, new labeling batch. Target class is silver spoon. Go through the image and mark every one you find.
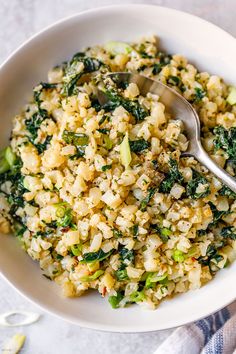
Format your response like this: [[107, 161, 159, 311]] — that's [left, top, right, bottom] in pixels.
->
[[97, 72, 236, 193]]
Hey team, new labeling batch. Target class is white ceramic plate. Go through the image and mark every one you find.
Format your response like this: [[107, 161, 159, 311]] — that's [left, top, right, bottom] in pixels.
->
[[1, 4, 236, 332]]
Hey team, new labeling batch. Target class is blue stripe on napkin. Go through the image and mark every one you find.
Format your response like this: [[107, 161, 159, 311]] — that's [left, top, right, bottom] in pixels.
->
[[195, 307, 230, 345]]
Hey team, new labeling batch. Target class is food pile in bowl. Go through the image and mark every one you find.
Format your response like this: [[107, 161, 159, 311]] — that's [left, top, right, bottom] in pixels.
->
[[1, 36, 236, 309]]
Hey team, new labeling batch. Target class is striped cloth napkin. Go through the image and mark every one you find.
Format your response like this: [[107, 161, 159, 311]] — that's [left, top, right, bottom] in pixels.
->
[[154, 302, 236, 354]]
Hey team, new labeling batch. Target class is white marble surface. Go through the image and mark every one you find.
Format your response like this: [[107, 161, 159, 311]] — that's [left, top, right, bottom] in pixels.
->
[[0, 1, 235, 353]]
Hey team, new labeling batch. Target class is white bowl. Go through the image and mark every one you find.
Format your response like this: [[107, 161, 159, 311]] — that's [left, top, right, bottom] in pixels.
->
[[1, 4, 236, 332]]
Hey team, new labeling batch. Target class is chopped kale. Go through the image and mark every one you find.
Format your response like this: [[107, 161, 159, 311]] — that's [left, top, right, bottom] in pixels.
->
[[129, 139, 150, 154], [198, 244, 224, 268], [212, 254, 224, 264], [91, 97, 102, 112], [113, 228, 123, 238], [152, 52, 172, 75], [206, 245, 221, 258], [32, 83, 57, 147], [98, 115, 109, 125], [150, 224, 171, 243], [158, 52, 172, 64], [15, 224, 27, 238], [138, 44, 153, 58], [214, 126, 236, 164], [103, 89, 148, 123], [25, 110, 47, 141], [72, 52, 101, 71], [101, 164, 112, 172], [137, 64, 147, 72], [62, 54, 103, 96], [219, 185, 236, 198], [159, 158, 184, 193], [116, 247, 134, 281], [56, 254, 64, 261], [35, 229, 54, 238], [119, 247, 134, 264], [25, 107, 53, 154], [197, 229, 208, 237], [167, 76, 180, 86], [179, 83, 187, 93], [131, 224, 139, 236], [208, 202, 230, 227], [220, 226, 236, 240], [115, 246, 136, 281], [45, 220, 57, 228], [97, 128, 110, 134], [194, 87, 206, 102], [152, 63, 163, 75], [8, 195, 24, 209], [0, 159, 27, 220], [152, 159, 158, 169], [114, 79, 130, 90], [62, 130, 89, 157], [140, 52, 153, 59], [33, 82, 57, 107], [186, 169, 210, 199], [140, 187, 157, 212], [39, 82, 57, 89], [34, 135, 52, 154], [81, 249, 113, 263]]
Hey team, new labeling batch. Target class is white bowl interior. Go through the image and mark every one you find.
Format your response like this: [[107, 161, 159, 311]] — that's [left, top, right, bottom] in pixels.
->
[[1, 5, 236, 332]]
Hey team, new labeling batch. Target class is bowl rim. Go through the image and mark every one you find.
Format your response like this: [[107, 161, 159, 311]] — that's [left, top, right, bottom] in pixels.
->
[[0, 3, 236, 332], [1, 3, 235, 72], [1, 269, 233, 334]]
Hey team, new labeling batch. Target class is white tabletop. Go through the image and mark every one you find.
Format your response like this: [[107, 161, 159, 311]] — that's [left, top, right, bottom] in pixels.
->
[[0, 1, 235, 353]]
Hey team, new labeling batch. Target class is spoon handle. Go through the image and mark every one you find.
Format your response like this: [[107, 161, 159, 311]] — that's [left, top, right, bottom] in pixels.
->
[[195, 146, 236, 194]]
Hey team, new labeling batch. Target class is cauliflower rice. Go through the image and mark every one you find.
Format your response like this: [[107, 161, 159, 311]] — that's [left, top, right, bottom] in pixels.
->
[[1, 36, 236, 309]]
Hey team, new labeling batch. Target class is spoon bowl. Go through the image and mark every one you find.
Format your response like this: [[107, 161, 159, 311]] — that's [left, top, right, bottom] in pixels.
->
[[101, 72, 236, 193]]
